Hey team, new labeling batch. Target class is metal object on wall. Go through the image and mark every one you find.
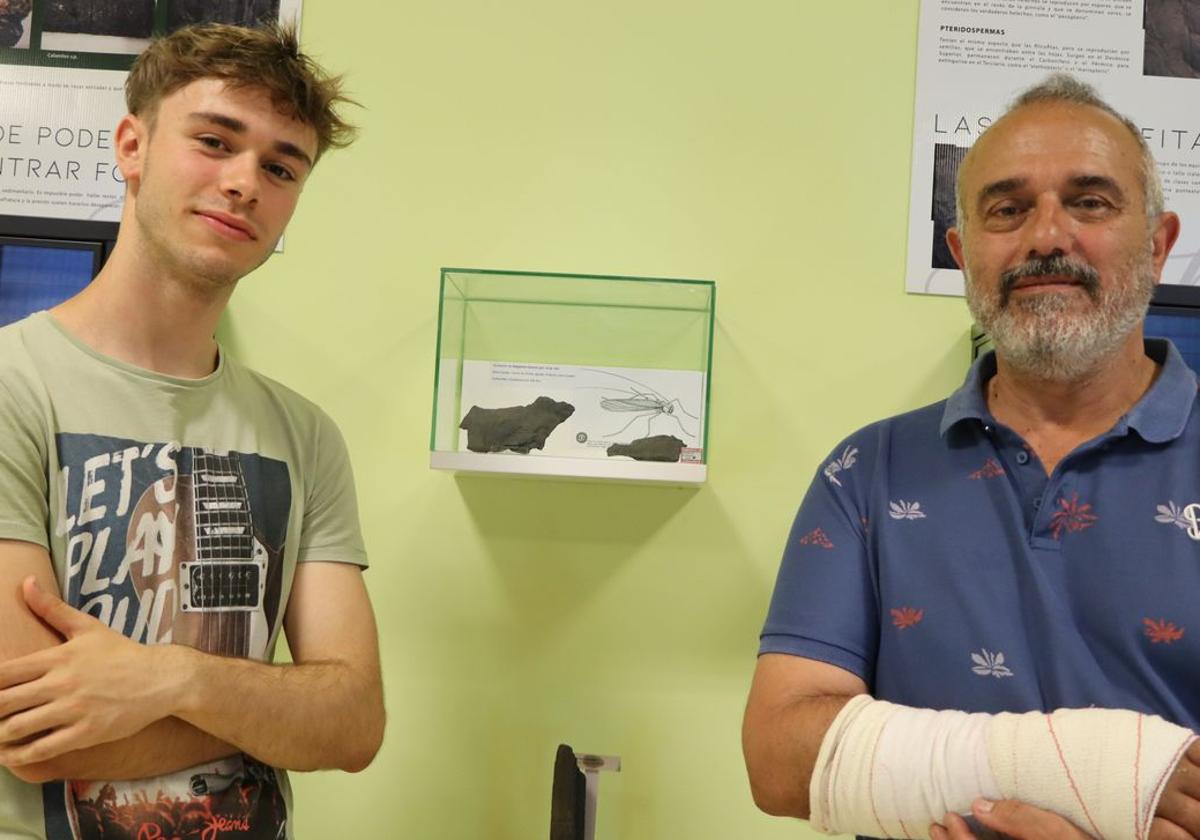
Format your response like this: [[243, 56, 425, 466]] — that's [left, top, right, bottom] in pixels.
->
[[970, 324, 993, 361], [549, 745, 621, 840]]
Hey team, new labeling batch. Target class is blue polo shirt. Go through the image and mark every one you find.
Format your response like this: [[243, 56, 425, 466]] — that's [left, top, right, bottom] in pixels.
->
[[760, 339, 1200, 729]]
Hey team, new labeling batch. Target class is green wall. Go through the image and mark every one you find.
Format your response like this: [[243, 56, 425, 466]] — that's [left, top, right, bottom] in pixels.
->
[[221, 1, 974, 836]]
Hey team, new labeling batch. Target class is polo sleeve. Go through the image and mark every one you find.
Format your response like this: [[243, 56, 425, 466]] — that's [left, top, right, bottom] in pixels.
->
[[759, 441, 879, 686]]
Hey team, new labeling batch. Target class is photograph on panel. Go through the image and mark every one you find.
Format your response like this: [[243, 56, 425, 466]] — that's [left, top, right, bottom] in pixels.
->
[[164, 0, 280, 32], [1145, 0, 1200, 78], [38, 0, 156, 55], [930, 142, 968, 271], [0, 0, 32, 49]]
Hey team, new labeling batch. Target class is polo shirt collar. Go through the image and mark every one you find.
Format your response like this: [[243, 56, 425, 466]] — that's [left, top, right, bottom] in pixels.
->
[[939, 339, 1197, 443]]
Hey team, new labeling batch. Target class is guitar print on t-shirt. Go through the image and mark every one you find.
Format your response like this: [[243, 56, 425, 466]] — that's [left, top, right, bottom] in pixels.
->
[[42, 432, 292, 840]]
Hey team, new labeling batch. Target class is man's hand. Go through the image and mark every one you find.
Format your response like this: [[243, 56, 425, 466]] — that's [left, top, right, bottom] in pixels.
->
[[930, 800, 1090, 839], [929, 760, 1200, 840], [0, 577, 175, 767], [1150, 739, 1200, 839]]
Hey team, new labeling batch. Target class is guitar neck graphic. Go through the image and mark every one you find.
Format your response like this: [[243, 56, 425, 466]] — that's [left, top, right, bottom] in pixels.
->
[[179, 450, 269, 657]]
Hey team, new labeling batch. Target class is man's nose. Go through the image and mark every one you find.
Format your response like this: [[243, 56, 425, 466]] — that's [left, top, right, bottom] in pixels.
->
[[220, 154, 260, 205], [1021, 195, 1071, 259]]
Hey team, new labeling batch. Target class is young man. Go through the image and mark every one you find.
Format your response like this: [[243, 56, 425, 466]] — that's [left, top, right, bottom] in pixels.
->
[[744, 75, 1200, 839], [0, 23, 384, 839]]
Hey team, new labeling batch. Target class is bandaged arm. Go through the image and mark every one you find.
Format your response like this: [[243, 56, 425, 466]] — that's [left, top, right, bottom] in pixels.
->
[[743, 656, 1197, 839], [811, 694, 1196, 840]]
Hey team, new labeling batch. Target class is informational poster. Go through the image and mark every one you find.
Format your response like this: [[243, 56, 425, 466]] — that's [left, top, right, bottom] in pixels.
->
[[907, 0, 1200, 295], [0, 0, 300, 224], [456, 361, 707, 462]]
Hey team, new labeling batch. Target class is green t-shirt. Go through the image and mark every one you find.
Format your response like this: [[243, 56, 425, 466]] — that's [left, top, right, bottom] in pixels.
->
[[0, 311, 368, 840]]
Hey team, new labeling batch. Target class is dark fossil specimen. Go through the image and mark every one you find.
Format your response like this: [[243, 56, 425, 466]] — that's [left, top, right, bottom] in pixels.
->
[[43, 0, 154, 37], [0, 0, 31, 48], [0, 18, 23, 48], [1145, 0, 1200, 78], [459, 396, 574, 454], [167, 0, 281, 31], [606, 435, 685, 462]]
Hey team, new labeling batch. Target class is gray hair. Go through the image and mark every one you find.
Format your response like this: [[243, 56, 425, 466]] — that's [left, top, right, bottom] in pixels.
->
[[954, 73, 1163, 227]]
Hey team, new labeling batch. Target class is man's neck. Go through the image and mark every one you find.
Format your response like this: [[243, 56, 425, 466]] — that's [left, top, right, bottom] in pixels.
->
[[986, 332, 1159, 474], [50, 237, 234, 380]]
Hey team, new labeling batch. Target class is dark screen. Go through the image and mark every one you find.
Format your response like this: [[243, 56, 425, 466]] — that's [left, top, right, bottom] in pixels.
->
[[0, 241, 98, 327], [1146, 307, 1200, 373]]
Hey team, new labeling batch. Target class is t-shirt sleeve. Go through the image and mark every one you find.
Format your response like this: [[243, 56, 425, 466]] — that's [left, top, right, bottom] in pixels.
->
[[0, 373, 50, 548], [296, 408, 368, 568], [759, 441, 879, 686]]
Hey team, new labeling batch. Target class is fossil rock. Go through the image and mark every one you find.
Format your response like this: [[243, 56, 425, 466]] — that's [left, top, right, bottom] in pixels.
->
[[459, 396, 574, 454], [606, 435, 685, 462], [43, 0, 154, 36], [0, 0, 32, 46], [0, 14, 25, 48]]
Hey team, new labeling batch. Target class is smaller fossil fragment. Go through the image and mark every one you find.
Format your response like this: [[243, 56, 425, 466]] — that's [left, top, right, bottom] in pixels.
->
[[606, 435, 685, 462]]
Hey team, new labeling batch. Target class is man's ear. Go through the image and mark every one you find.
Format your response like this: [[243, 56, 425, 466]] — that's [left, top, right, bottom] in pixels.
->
[[1150, 210, 1182, 279], [114, 113, 148, 189], [946, 226, 967, 271]]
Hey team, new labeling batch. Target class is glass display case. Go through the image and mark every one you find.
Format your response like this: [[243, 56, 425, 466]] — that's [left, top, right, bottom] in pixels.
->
[[431, 268, 715, 484]]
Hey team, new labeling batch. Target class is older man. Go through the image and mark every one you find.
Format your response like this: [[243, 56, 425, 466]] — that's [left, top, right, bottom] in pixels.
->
[[744, 74, 1200, 839]]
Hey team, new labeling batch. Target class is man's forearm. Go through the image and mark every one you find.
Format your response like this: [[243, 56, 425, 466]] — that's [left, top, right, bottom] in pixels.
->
[[743, 693, 855, 818], [162, 644, 384, 773], [11, 717, 235, 783], [0, 566, 384, 776]]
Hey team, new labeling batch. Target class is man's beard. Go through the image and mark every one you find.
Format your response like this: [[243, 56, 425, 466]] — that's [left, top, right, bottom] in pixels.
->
[[965, 251, 1155, 382]]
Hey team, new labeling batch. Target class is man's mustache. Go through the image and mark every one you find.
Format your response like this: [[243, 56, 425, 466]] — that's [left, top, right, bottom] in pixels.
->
[[999, 256, 1100, 307]]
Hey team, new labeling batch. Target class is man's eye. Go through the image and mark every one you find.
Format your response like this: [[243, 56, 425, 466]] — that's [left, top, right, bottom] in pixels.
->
[[264, 163, 295, 181], [198, 136, 226, 150], [990, 204, 1023, 218]]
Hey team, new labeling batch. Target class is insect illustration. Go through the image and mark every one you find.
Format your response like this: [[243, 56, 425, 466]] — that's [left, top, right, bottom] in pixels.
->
[[581, 368, 701, 441]]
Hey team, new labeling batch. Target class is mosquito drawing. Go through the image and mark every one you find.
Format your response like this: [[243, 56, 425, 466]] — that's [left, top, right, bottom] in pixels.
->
[[581, 368, 701, 440]]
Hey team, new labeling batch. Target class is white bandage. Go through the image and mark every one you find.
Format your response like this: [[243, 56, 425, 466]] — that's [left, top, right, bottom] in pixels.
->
[[988, 707, 1196, 840], [809, 695, 1196, 840]]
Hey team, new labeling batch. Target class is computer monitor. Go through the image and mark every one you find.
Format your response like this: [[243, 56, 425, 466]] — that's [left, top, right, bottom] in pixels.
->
[[0, 236, 105, 327], [1146, 284, 1200, 372]]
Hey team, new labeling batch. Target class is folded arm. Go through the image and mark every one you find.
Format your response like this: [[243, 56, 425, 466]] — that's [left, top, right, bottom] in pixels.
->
[[0, 545, 384, 780], [0, 539, 234, 782], [741, 652, 865, 818], [169, 559, 385, 772]]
